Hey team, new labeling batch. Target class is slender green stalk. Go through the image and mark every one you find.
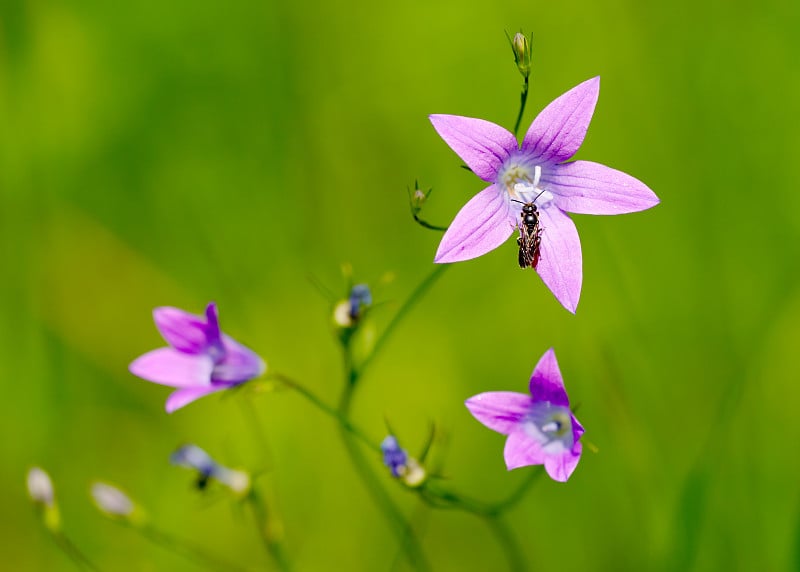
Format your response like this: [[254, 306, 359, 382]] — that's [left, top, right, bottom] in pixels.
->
[[246, 487, 291, 572], [357, 264, 449, 381], [138, 524, 246, 572], [339, 352, 431, 572], [51, 532, 101, 572], [513, 76, 530, 137], [483, 515, 527, 572], [412, 213, 448, 232]]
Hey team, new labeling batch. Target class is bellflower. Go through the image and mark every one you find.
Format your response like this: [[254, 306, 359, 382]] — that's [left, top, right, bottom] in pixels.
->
[[465, 348, 583, 482], [430, 77, 659, 312], [380, 436, 426, 487], [129, 302, 265, 413], [171, 444, 251, 494]]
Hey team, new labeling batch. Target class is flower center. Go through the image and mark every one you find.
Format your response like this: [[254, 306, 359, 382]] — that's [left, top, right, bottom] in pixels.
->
[[498, 162, 554, 212], [524, 402, 574, 449]]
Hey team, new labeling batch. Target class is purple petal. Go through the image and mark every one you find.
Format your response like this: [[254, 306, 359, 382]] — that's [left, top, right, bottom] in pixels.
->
[[503, 430, 546, 470], [545, 160, 659, 215], [204, 302, 223, 349], [535, 207, 582, 313], [529, 348, 570, 406], [465, 392, 532, 435], [153, 306, 209, 354], [165, 385, 228, 413], [522, 77, 600, 164], [572, 414, 585, 441], [129, 348, 214, 388], [212, 336, 266, 383], [543, 443, 582, 482], [429, 115, 517, 182], [435, 185, 514, 263]]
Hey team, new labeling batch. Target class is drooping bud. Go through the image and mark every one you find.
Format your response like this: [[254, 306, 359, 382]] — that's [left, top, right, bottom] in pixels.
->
[[90, 482, 142, 522], [170, 444, 251, 497], [408, 180, 433, 215], [333, 283, 372, 330], [508, 31, 533, 79], [27, 467, 60, 532]]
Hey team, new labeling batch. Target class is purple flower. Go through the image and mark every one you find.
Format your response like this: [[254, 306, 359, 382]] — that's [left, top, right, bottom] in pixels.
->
[[465, 348, 584, 482], [129, 302, 265, 413], [430, 77, 659, 313], [380, 436, 409, 477]]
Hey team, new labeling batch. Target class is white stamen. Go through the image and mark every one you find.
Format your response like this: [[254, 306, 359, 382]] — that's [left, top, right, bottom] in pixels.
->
[[532, 165, 542, 188], [541, 422, 559, 433]]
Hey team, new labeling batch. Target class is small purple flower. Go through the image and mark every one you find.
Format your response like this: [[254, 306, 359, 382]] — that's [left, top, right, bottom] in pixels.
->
[[465, 348, 584, 482], [129, 302, 265, 413], [171, 444, 251, 494], [380, 436, 409, 478], [430, 77, 659, 313]]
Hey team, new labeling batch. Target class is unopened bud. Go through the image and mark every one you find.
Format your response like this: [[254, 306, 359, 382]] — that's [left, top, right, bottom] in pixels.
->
[[408, 181, 433, 214], [27, 467, 54, 506], [91, 482, 138, 520], [508, 31, 533, 79]]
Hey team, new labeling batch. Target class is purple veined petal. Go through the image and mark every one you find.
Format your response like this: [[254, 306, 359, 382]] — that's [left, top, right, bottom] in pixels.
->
[[153, 306, 209, 354], [129, 348, 214, 388], [522, 77, 600, 164], [465, 391, 533, 435], [165, 384, 229, 413], [429, 115, 517, 182], [529, 348, 570, 407], [435, 185, 515, 263], [204, 302, 223, 351], [543, 442, 582, 482], [212, 335, 266, 383], [545, 160, 659, 215], [535, 206, 582, 314], [503, 430, 547, 470]]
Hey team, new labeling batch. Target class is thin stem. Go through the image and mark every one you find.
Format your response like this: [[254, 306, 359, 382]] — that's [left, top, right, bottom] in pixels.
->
[[138, 524, 246, 572], [483, 514, 527, 572], [513, 76, 530, 137], [51, 532, 101, 572], [269, 373, 378, 452], [357, 264, 449, 381], [412, 213, 448, 232], [247, 487, 292, 572], [338, 353, 431, 572]]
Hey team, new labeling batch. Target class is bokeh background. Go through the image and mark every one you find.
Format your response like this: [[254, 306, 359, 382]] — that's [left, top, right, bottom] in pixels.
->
[[2, 0, 799, 569]]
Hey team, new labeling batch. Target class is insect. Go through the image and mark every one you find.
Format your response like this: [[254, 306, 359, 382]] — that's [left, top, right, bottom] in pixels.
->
[[512, 193, 545, 269]]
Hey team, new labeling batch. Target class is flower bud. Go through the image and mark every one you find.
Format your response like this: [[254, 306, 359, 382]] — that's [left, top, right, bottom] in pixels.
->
[[91, 482, 139, 520], [380, 436, 427, 487], [171, 444, 251, 496], [408, 180, 433, 214], [27, 467, 54, 506], [333, 284, 372, 330], [508, 31, 533, 79]]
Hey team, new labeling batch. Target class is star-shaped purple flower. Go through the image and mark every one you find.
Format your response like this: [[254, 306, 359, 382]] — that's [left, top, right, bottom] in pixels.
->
[[465, 348, 583, 482], [430, 77, 659, 312], [129, 302, 265, 412]]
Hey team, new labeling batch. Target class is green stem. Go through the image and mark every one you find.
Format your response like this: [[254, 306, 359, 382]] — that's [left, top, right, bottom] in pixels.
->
[[412, 213, 448, 232], [247, 487, 292, 572], [270, 373, 378, 452], [51, 532, 101, 572], [513, 76, 530, 137], [338, 353, 431, 572], [138, 524, 246, 572], [357, 264, 449, 381], [483, 514, 527, 572]]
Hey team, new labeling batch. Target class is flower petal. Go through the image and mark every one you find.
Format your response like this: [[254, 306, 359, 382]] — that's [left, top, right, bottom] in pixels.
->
[[435, 185, 514, 263], [153, 306, 209, 354], [522, 77, 600, 164], [465, 391, 533, 435], [213, 336, 266, 383], [529, 348, 570, 406], [129, 348, 214, 388], [572, 414, 585, 441], [503, 430, 546, 470], [204, 302, 223, 349], [535, 207, 582, 313], [545, 160, 659, 215], [429, 115, 517, 182], [165, 385, 228, 413], [543, 442, 582, 482]]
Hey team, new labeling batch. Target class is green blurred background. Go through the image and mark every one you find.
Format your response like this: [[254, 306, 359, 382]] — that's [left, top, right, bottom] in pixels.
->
[[2, 0, 799, 569]]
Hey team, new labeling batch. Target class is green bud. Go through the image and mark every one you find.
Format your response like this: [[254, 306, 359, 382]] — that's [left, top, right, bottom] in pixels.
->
[[508, 31, 533, 79], [408, 180, 432, 215]]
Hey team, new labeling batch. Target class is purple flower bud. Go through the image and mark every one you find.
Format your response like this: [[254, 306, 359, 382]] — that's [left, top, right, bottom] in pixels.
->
[[380, 436, 408, 478]]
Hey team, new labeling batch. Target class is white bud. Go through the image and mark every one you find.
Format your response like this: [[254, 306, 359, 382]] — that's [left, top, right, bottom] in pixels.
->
[[91, 482, 135, 517], [27, 467, 54, 506]]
